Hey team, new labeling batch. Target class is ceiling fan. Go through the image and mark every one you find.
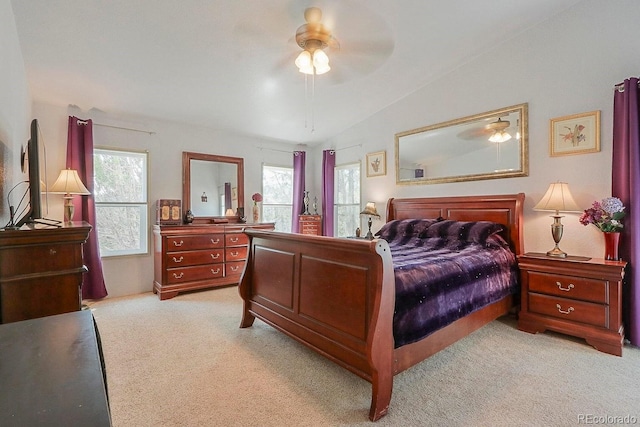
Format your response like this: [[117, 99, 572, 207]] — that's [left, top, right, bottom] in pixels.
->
[[293, 7, 339, 75], [232, 3, 394, 85]]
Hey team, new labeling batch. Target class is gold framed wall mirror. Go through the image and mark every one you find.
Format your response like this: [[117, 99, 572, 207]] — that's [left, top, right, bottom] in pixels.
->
[[395, 103, 528, 185], [182, 152, 244, 224]]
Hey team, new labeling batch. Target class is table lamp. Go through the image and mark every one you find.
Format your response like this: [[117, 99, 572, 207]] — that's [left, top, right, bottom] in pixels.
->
[[360, 202, 380, 240], [49, 168, 91, 223], [533, 182, 581, 257]]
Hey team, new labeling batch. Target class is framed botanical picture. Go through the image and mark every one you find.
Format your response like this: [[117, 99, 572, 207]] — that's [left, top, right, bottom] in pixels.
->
[[550, 110, 600, 156], [366, 151, 386, 177]]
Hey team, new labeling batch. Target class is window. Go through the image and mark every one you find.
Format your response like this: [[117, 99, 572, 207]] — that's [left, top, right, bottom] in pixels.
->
[[94, 148, 149, 257], [334, 162, 360, 237], [262, 164, 293, 232]]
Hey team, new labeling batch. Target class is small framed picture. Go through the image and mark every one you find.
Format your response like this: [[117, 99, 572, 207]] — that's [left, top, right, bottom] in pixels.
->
[[232, 187, 237, 201], [366, 151, 386, 177], [550, 110, 600, 156]]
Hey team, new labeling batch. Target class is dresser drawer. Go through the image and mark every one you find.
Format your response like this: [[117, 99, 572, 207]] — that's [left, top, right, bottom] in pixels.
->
[[226, 261, 245, 277], [226, 233, 248, 247], [226, 246, 248, 262], [165, 249, 224, 268], [166, 234, 223, 251], [0, 244, 80, 277], [167, 264, 224, 284], [528, 271, 607, 303], [528, 293, 607, 328]]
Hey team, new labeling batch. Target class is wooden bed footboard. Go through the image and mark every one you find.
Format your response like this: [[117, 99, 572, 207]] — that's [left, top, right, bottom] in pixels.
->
[[238, 194, 524, 421], [238, 231, 396, 420]]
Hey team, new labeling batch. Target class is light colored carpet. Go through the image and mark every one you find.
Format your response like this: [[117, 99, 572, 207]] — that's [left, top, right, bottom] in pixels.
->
[[89, 287, 640, 427]]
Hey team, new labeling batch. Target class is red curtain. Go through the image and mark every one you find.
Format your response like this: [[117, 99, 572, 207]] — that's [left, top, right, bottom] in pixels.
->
[[612, 78, 640, 345], [291, 151, 306, 233], [67, 116, 108, 300], [322, 150, 335, 236]]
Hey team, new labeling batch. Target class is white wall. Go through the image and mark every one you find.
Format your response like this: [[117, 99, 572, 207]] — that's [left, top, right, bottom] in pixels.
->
[[32, 103, 297, 297], [0, 0, 31, 226], [313, 0, 640, 260]]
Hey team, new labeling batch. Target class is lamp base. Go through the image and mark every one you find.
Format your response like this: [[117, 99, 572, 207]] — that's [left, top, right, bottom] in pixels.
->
[[546, 246, 568, 258], [63, 196, 75, 223]]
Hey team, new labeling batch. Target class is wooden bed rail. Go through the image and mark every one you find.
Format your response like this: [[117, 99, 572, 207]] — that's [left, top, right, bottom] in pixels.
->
[[238, 230, 396, 420]]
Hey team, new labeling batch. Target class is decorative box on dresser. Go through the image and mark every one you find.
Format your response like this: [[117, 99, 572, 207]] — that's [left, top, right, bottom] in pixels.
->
[[153, 223, 274, 300], [0, 222, 92, 324], [517, 252, 627, 356], [299, 215, 322, 236]]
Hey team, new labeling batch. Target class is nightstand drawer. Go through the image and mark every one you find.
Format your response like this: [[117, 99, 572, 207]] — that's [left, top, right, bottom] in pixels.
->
[[528, 271, 607, 303], [528, 293, 607, 328]]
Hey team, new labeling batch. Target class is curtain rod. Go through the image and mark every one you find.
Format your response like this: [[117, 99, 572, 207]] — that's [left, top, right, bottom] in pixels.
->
[[614, 79, 640, 92], [259, 143, 362, 154], [76, 119, 155, 135]]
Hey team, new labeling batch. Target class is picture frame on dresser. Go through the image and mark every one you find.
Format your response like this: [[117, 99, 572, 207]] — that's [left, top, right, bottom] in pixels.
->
[[550, 110, 600, 156]]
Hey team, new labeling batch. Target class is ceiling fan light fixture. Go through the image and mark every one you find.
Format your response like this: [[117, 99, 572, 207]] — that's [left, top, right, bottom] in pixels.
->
[[487, 117, 512, 143], [295, 50, 312, 70], [489, 130, 512, 143]]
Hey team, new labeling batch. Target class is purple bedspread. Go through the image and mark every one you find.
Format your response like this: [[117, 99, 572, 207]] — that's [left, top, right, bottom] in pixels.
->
[[378, 219, 518, 348]]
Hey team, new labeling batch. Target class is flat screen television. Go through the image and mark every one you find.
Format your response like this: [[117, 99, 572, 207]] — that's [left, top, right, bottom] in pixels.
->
[[15, 119, 48, 227]]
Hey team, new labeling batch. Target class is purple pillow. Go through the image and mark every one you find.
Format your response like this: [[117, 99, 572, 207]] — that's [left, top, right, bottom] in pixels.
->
[[421, 220, 505, 244], [376, 218, 439, 241]]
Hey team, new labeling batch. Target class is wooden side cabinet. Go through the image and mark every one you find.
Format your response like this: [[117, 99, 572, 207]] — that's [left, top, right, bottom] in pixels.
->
[[517, 252, 627, 356], [0, 223, 91, 324], [299, 215, 322, 236]]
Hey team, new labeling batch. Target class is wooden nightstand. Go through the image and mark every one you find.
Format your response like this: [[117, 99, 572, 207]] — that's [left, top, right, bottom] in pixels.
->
[[517, 253, 627, 356]]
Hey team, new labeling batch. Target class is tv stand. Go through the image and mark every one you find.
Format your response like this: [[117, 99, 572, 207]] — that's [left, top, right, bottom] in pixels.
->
[[0, 222, 91, 323]]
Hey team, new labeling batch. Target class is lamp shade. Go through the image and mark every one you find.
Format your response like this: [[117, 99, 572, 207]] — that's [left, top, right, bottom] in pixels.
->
[[360, 202, 380, 217], [533, 182, 580, 213], [49, 169, 90, 195]]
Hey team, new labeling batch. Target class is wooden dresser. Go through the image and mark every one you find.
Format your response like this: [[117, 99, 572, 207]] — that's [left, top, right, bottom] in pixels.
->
[[0, 222, 91, 324], [299, 215, 322, 236], [517, 252, 627, 356], [153, 223, 274, 300]]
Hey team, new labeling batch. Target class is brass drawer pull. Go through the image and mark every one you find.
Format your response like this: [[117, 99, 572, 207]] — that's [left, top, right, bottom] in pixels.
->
[[211, 268, 221, 274], [172, 256, 184, 263], [556, 281, 574, 292], [173, 240, 184, 247], [556, 304, 574, 315], [172, 272, 184, 279], [211, 238, 220, 244], [210, 253, 220, 259], [230, 251, 239, 257], [230, 266, 240, 272], [49, 248, 57, 255], [230, 237, 239, 243]]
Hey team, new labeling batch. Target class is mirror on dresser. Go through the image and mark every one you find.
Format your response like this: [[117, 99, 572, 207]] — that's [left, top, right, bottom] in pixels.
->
[[182, 152, 244, 224]]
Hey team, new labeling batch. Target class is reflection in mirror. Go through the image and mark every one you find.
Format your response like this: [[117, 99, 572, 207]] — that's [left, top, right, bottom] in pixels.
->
[[182, 152, 244, 223], [395, 103, 528, 185]]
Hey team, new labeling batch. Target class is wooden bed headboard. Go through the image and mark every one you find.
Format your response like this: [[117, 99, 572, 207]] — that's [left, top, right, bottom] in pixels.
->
[[386, 193, 525, 256]]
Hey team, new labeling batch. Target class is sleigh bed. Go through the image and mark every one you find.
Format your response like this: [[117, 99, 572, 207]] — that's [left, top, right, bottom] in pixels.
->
[[238, 193, 524, 421]]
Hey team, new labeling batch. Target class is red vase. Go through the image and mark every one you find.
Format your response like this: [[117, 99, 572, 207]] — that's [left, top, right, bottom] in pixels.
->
[[603, 232, 621, 261]]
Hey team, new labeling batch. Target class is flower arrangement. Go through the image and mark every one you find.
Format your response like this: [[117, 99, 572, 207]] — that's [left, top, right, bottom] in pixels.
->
[[251, 192, 263, 204], [579, 197, 625, 232]]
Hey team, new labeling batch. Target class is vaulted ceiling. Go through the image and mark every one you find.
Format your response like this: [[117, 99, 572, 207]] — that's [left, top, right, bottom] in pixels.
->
[[11, 0, 582, 144]]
